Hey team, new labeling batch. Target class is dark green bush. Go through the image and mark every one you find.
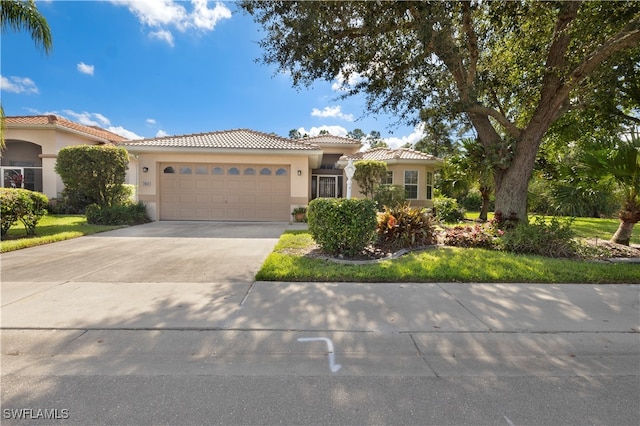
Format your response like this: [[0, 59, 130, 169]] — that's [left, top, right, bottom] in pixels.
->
[[433, 197, 465, 223], [307, 198, 378, 257], [85, 202, 150, 226], [55, 145, 129, 208], [377, 203, 436, 251], [0, 188, 48, 237], [499, 216, 578, 258], [374, 184, 406, 210]]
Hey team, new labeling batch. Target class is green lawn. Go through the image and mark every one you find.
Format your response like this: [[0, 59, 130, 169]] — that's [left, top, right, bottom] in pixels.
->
[[1, 215, 122, 252], [256, 221, 640, 283], [464, 212, 639, 244]]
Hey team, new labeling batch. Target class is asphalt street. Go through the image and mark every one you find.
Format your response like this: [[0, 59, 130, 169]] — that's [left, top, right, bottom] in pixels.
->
[[1, 222, 639, 425]]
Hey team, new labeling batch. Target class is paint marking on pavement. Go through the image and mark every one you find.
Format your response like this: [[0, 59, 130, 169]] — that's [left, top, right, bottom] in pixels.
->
[[297, 337, 342, 373], [503, 415, 515, 426]]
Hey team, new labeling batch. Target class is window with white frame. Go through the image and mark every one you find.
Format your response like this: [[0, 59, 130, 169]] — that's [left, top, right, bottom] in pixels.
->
[[404, 170, 418, 199], [426, 171, 433, 200]]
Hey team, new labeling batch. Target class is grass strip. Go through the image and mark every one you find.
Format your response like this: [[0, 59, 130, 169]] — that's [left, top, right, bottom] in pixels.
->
[[256, 231, 640, 284], [1, 215, 122, 252]]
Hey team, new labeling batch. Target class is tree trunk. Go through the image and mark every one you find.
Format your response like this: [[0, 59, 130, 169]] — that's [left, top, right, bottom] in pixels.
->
[[479, 186, 490, 222], [493, 133, 543, 223], [611, 220, 635, 246], [611, 206, 639, 246]]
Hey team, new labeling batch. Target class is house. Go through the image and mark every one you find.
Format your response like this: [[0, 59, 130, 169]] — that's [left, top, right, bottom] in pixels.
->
[[2, 115, 127, 198], [2, 115, 443, 221]]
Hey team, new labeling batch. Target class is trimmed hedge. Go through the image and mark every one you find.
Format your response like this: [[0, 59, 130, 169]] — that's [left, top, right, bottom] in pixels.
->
[[0, 188, 48, 237], [85, 202, 151, 226], [433, 197, 466, 223], [307, 198, 378, 257]]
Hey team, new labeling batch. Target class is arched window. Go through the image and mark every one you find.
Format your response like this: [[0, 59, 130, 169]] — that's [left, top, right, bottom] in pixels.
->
[[163, 166, 175, 174], [179, 166, 192, 174], [244, 167, 256, 175], [260, 167, 272, 175], [228, 167, 240, 175], [275, 168, 287, 176], [212, 166, 224, 175]]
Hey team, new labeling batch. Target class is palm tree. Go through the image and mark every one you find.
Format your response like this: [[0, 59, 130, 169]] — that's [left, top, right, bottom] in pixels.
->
[[1, 0, 53, 148], [580, 129, 640, 245]]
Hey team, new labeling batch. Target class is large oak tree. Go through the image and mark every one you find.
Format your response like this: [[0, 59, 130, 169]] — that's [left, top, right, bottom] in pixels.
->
[[241, 0, 640, 221]]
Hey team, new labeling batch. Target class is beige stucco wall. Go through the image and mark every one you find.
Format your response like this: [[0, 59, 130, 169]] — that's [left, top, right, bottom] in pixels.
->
[[131, 151, 311, 221], [4, 127, 136, 199]]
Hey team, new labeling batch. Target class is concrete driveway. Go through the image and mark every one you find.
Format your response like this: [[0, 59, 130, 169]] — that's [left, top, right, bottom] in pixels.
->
[[1, 221, 287, 329]]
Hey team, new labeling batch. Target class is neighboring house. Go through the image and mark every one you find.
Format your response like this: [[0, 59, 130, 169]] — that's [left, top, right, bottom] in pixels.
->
[[2, 115, 127, 199], [2, 115, 443, 221], [338, 147, 443, 208]]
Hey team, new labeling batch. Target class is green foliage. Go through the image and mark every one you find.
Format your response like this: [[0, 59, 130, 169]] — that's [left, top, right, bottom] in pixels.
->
[[0, 188, 48, 237], [353, 160, 387, 199], [307, 198, 378, 257], [373, 184, 406, 209], [443, 224, 500, 249], [499, 216, 579, 258], [432, 197, 465, 223], [55, 145, 129, 208], [85, 202, 150, 226], [377, 203, 436, 251]]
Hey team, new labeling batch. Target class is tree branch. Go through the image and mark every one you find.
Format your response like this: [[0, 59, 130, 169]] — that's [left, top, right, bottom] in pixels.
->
[[468, 104, 522, 140]]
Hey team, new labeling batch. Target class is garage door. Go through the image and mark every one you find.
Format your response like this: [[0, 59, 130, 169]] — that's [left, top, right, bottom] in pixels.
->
[[160, 163, 291, 221]]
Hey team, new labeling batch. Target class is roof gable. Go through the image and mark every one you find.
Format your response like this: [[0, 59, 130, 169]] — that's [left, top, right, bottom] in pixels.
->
[[5, 115, 126, 143], [122, 129, 322, 151], [302, 134, 362, 146], [339, 147, 443, 167]]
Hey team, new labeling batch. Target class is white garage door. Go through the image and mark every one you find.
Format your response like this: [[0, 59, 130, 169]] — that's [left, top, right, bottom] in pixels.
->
[[160, 163, 291, 221]]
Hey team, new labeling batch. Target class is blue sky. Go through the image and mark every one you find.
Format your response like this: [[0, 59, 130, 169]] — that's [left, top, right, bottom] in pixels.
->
[[1, 0, 425, 147]]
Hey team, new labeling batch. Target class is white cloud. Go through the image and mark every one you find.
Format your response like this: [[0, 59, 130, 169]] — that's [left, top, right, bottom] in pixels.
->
[[77, 62, 95, 76], [155, 129, 169, 137], [110, 0, 232, 46], [146, 118, 157, 125], [331, 66, 365, 92], [108, 126, 143, 140], [311, 106, 354, 122], [62, 110, 111, 127], [297, 125, 349, 138], [0, 75, 39, 94], [150, 29, 174, 47], [383, 124, 426, 149]]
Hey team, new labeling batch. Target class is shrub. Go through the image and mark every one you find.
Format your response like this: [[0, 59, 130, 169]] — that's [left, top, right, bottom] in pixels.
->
[[85, 202, 150, 226], [55, 145, 129, 208], [374, 184, 406, 210], [377, 203, 436, 251], [307, 198, 378, 257], [353, 160, 387, 198], [499, 216, 578, 258], [0, 188, 48, 237], [433, 197, 465, 223], [442, 224, 499, 249]]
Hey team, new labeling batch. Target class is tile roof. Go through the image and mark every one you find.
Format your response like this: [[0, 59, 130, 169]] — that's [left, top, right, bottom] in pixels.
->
[[5, 115, 126, 143], [123, 129, 322, 151], [341, 147, 443, 162], [302, 134, 362, 145]]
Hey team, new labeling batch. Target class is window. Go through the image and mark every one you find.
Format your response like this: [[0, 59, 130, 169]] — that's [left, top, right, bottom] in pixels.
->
[[195, 166, 208, 175], [244, 167, 256, 175], [163, 166, 175, 174], [404, 170, 418, 199], [383, 171, 393, 185], [212, 166, 224, 175], [426, 171, 433, 200], [179, 166, 192, 174], [260, 167, 272, 175], [275, 168, 287, 176], [228, 167, 240, 175]]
